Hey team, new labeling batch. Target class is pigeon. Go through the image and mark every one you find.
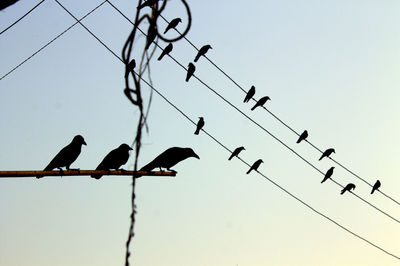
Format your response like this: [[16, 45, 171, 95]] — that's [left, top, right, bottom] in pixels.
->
[[91, 144, 133, 179], [321, 167, 334, 183], [140, 147, 200, 172], [194, 44, 212, 62], [251, 96, 270, 111], [37, 135, 87, 178], [228, 146, 245, 160], [341, 183, 356, 195], [246, 159, 263, 174], [371, 180, 381, 194], [319, 148, 335, 161], [157, 43, 173, 61], [164, 18, 182, 34], [296, 130, 308, 144], [194, 117, 205, 135], [137, 0, 157, 9], [145, 22, 157, 50], [186, 62, 196, 82], [243, 86, 255, 103]]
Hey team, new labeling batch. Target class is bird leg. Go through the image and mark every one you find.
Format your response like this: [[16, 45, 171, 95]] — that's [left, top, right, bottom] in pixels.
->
[[57, 168, 64, 176]]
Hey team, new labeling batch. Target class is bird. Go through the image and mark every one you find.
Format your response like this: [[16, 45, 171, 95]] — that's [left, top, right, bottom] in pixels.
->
[[137, 0, 157, 10], [321, 167, 334, 183], [91, 144, 133, 179], [246, 159, 263, 174], [341, 183, 356, 195], [145, 22, 157, 50], [194, 117, 205, 135], [37, 135, 87, 178], [243, 86, 255, 103], [319, 148, 335, 161], [186, 62, 196, 82], [296, 130, 308, 144], [164, 18, 182, 34], [194, 44, 212, 62], [140, 147, 200, 172], [228, 146, 245, 160], [251, 96, 270, 111], [371, 180, 381, 194], [157, 43, 173, 61]]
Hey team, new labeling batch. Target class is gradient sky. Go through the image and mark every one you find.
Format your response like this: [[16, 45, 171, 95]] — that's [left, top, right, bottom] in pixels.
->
[[1, 0, 400, 265]]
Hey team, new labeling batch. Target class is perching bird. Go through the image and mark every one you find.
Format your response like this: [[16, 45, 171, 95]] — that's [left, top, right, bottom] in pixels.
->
[[37, 135, 87, 178], [296, 130, 308, 144], [194, 117, 205, 135], [371, 180, 381, 194], [137, 0, 157, 9], [140, 147, 200, 172], [145, 22, 157, 50], [164, 18, 182, 34], [251, 96, 270, 111], [243, 86, 255, 103], [341, 183, 356, 195], [321, 167, 334, 183], [246, 159, 263, 174], [157, 43, 173, 61], [319, 148, 335, 161], [228, 146, 245, 160], [186, 62, 196, 82], [194, 44, 212, 62], [91, 144, 132, 179]]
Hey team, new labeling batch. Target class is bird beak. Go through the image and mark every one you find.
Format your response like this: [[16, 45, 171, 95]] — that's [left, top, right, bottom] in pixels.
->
[[83, 140, 87, 146], [193, 153, 200, 159], [129, 147, 133, 150]]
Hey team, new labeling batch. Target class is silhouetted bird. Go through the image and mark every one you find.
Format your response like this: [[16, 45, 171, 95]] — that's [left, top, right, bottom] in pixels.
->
[[145, 22, 157, 50], [164, 18, 182, 34], [251, 96, 270, 111], [341, 183, 356, 195], [194, 117, 205, 135], [321, 167, 334, 183], [140, 147, 200, 172], [137, 0, 157, 9], [246, 159, 263, 174], [371, 180, 381, 194], [158, 43, 173, 61], [1, 0, 19, 11], [319, 148, 335, 161], [243, 86, 255, 103], [228, 146, 245, 160], [91, 144, 133, 179], [296, 130, 308, 144], [37, 135, 87, 178], [194, 44, 212, 62], [186, 62, 196, 82]]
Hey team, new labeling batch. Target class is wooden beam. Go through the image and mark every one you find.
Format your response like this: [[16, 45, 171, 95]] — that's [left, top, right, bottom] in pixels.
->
[[0, 170, 176, 178]]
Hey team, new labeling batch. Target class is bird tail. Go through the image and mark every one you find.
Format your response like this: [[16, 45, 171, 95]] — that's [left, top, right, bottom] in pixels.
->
[[251, 105, 257, 111], [157, 53, 164, 61], [194, 128, 200, 135], [228, 155, 234, 160], [246, 169, 251, 174], [340, 189, 345, 195], [318, 155, 324, 161], [140, 161, 155, 172], [185, 75, 190, 82], [194, 54, 200, 62], [296, 139, 301, 144], [371, 189, 375, 194]]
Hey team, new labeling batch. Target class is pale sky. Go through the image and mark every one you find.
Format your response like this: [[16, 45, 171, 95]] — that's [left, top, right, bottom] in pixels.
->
[[1, 0, 400, 265]]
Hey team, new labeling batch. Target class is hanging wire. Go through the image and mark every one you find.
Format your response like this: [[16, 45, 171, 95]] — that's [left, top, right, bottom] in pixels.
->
[[1, 1, 399, 261], [0, 0, 46, 36], [158, 14, 400, 207]]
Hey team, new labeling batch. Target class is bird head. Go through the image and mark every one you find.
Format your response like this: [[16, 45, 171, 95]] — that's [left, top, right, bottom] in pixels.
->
[[73, 135, 87, 145], [266, 96, 271, 101], [331, 148, 336, 153], [185, 148, 200, 159], [177, 18, 182, 23], [199, 117, 204, 120], [119, 143, 133, 151], [206, 44, 212, 50]]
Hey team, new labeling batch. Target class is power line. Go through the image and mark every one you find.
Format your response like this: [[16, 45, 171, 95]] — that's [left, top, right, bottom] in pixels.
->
[[159, 14, 400, 207], [0, 0, 46, 36], [105, 2, 400, 225], [4, 1, 400, 260], [0, 0, 107, 81]]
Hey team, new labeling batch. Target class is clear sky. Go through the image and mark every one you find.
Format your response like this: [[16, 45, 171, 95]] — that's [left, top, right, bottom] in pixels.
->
[[1, 0, 400, 265]]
